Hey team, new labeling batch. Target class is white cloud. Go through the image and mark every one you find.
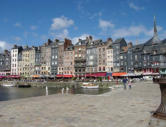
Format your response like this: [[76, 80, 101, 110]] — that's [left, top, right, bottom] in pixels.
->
[[129, 2, 144, 11], [32, 32, 38, 37], [50, 16, 74, 30], [112, 25, 163, 38], [50, 29, 69, 40], [99, 19, 114, 30], [160, 30, 166, 39], [0, 41, 13, 51], [72, 34, 90, 44], [14, 22, 22, 27], [14, 36, 22, 41], [30, 25, 37, 30], [40, 35, 48, 41]]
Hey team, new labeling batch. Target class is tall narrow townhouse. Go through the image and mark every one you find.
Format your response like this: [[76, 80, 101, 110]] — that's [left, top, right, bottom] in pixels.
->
[[97, 38, 112, 73], [113, 38, 127, 72], [57, 38, 72, 75], [11, 45, 23, 75], [51, 39, 59, 76], [86, 36, 100, 75], [18, 46, 36, 77], [63, 45, 75, 77], [74, 39, 87, 78], [0, 50, 11, 75], [106, 38, 114, 73], [40, 39, 53, 76]]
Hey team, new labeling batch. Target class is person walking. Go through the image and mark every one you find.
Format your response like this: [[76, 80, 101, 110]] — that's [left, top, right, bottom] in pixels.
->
[[122, 77, 127, 90], [128, 78, 132, 89]]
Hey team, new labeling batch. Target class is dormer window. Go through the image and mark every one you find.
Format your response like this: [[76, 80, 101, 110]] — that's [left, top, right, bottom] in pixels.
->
[[153, 50, 157, 55]]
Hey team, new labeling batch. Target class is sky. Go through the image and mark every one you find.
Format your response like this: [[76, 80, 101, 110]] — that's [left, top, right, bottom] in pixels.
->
[[0, 0, 166, 51]]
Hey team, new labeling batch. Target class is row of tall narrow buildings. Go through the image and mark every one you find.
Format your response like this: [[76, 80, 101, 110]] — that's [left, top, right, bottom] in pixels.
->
[[8, 37, 114, 77], [0, 17, 166, 77]]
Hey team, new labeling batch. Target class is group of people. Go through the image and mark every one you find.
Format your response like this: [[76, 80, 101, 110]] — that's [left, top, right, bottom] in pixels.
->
[[122, 78, 132, 90]]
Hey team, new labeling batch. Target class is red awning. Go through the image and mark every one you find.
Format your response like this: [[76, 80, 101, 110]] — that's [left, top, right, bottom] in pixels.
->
[[56, 74, 73, 78], [0, 76, 6, 78], [112, 72, 127, 76], [56, 74, 63, 77], [94, 72, 107, 77], [7, 75, 20, 78], [63, 75, 73, 78], [85, 72, 107, 77]]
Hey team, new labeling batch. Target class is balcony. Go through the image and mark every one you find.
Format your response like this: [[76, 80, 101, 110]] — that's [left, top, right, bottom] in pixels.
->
[[74, 64, 86, 68]]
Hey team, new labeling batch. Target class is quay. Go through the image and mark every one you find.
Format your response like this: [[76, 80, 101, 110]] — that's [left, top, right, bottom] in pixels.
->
[[0, 81, 160, 127]]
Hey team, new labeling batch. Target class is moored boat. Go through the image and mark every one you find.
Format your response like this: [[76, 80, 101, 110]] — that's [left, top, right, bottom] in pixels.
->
[[81, 82, 99, 89]]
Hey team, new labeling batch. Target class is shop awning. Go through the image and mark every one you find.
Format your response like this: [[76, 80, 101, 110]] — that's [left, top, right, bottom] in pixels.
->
[[94, 72, 107, 77], [32, 75, 40, 78], [7, 75, 20, 78], [56, 74, 63, 77], [63, 75, 73, 78], [56, 74, 73, 78], [85, 72, 107, 77], [112, 72, 127, 76], [143, 72, 159, 76]]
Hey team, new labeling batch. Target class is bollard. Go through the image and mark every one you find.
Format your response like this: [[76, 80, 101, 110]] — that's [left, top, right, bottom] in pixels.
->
[[148, 77, 166, 127]]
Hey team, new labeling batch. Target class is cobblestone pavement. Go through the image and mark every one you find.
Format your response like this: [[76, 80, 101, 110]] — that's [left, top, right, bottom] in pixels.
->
[[0, 81, 160, 127]]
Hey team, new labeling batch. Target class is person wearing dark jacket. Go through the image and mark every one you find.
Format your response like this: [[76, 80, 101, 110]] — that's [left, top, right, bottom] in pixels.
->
[[122, 78, 127, 90]]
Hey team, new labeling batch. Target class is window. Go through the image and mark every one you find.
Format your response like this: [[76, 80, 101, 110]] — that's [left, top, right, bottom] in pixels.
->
[[89, 56, 93, 59], [135, 55, 138, 60]]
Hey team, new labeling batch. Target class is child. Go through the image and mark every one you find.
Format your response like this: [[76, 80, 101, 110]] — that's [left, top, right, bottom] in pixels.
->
[[128, 78, 132, 89]]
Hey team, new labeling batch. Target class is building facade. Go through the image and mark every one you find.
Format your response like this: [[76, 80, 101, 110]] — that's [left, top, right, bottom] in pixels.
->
[[86, 37, 99, 74], [63, 45, 75, 76], [57, 39, 72, 75], [51, 39, 59, 76], [11, 45, 23, 75], [0, 50, 11, 75], [113, 38, 127, 72], [74, 39, 87, 77], [106, 44, 114, 73], [40, 39, 53, 76]]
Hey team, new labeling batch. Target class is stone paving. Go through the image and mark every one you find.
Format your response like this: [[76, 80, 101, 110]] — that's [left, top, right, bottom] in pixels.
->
[[0, 81, 160, 127]]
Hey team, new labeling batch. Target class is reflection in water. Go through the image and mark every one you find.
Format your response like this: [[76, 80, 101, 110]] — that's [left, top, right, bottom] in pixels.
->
[[46, 86, 48, 96], [0, 86, 110, 101]]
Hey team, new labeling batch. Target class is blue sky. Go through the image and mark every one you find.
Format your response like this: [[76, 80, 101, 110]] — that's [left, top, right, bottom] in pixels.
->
[[0, 0, 166, 50]]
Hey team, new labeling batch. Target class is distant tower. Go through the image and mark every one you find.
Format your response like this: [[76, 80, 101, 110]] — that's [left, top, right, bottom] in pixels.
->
[[152, 16, 160, 44], [136, 39, 139, 45], [154, 16, 158, 37]]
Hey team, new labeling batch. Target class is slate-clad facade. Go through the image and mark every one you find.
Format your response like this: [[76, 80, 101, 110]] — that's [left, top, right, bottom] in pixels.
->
[[74, 39, 87, 77], [86, 37, 100, 74], [0, 50, 11, 75], [51, 39, 59, 76], [113, 38, 127, 72]]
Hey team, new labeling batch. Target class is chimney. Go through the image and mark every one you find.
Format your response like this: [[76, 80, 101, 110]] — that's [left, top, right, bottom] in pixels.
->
[[86, 37, 89, 42], [47, 39, 52, 45], [107, 38, 113, 44], [55, 39, 59, 42], [64, 38, 72, 50], [89, 36, 93, 41], [128, 42, 133, 48], [78, 38, 82, 42], [13, 45, 17, 48]]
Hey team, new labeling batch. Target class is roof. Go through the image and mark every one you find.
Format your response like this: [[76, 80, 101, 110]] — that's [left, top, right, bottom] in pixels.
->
[[75, 40, 87, 46], [132, 44, 144, 52], [113, 38, 125, 44]]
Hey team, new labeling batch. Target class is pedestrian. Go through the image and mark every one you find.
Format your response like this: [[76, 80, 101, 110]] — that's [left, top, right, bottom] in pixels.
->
[[122, 77, 127, 90], [128, 78, 132, 89]]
